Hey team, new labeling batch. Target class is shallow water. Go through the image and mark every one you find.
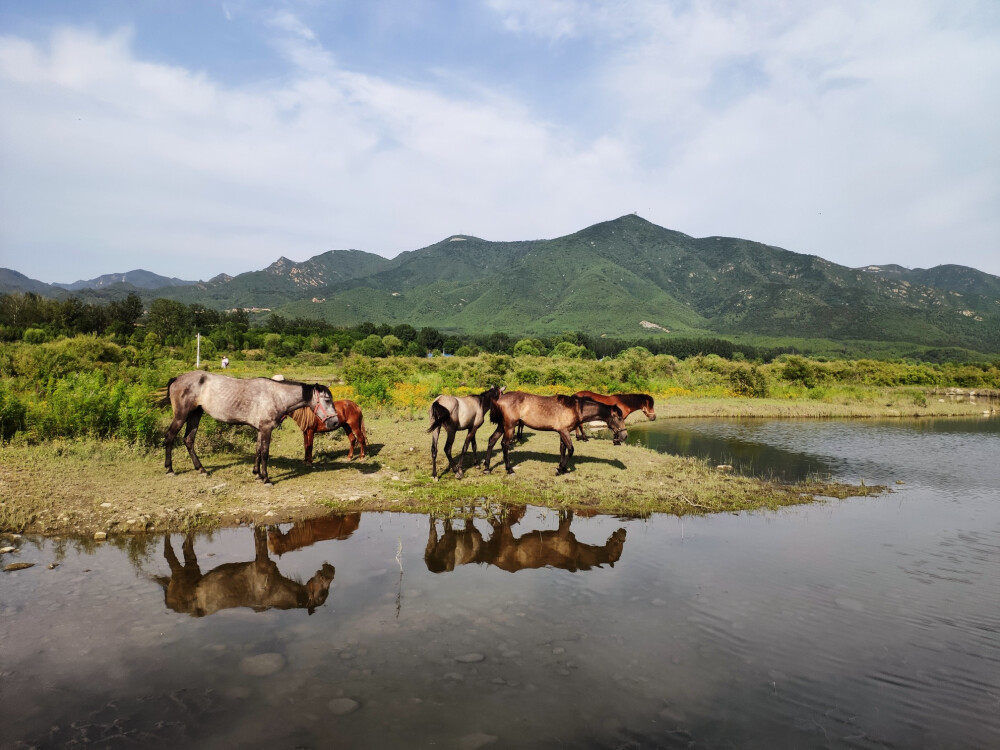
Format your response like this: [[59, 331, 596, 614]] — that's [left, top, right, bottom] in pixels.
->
[[2, 417, 998, 749]]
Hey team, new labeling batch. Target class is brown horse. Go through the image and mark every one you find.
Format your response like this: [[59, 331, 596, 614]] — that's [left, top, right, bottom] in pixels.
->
[[154, 527, 335, 617], [484, 391, 627, 475], [572, 391, 656, 441], [158, 371, 339, 484], [427, 385, 505, 479], [290, 399, 368, 463], [425, 509, 627, 573]]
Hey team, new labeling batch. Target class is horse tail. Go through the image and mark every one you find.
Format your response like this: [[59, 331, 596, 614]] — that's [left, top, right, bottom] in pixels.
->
[[427, 401, 450, 434], [290, 406, 318, 432], [151, 377, 176, 408], [359, 412, 368, 442]]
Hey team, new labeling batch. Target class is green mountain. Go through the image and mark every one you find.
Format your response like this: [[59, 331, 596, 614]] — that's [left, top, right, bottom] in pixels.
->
[[3, 215, 998, 351]]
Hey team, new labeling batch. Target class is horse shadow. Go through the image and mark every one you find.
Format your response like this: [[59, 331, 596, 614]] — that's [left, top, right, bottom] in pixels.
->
[[153, 526, 335, 617], [497, 449, 626, 473], [261, 453, 385, 481]]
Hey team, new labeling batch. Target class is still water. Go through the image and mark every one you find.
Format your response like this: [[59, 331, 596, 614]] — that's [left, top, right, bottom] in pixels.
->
[[2, 418, 998, 749]]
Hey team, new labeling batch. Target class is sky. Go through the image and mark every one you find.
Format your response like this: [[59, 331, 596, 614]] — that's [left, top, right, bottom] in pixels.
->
[[1, 0, 998, 284]]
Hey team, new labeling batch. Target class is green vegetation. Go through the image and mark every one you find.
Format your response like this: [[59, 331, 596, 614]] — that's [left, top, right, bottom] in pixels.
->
[[2, 325, 996, 536]]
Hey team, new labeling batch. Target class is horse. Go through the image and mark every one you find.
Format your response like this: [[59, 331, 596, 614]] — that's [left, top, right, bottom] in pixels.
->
[[484, 391, 628, 476], [425, 509, 627, 574], [427, 385, 506, 479], [289, 399, 368, 463], [571, 391, 656, 441], [158, 371, 339, 485], [154, 527, 335, 616]]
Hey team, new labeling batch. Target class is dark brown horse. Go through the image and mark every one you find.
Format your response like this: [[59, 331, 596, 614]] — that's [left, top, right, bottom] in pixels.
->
[[154, 527, 335, 617], [290, 399, 368, 463], [425, 509, 627, 573], [158, 371, 339, 484], [427, 385, 505, 479], [571, 391, 655, 441], [484, 391, 627, 475]]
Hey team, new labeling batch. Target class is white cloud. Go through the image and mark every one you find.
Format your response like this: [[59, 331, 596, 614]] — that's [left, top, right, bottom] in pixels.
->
[[486, 0, 1000, 272], [0, 19, 635, 281], [0, 1, 998, 283]]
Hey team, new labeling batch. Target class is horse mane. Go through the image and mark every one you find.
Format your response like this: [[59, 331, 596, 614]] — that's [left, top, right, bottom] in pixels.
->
[[290, 406, 319, 431]]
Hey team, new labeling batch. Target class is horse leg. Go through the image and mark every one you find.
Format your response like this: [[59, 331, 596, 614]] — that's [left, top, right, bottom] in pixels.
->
[[256, 425, 274, 484], [466, 428, 481, 468], [182, 408, 206, 474], [164, 412, 187, 474], [357, 419, 367, 460], [501, 423, 516, 474], [483, 425, 504, 474], [303, 427, 315, 465], [556, 430, 574, 475], [343, 423, 356, 460], [430, 426, 441, 479], [575, 424, 589, 442], [443, 428, 461, 479]]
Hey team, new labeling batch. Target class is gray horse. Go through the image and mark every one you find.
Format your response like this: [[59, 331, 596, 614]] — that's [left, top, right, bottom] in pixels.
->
[[427, 385, 505, 479], [160, 371, 339, 484]]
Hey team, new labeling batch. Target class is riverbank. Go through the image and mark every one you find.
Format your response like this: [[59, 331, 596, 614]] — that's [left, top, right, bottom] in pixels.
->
[[6, 399, 963, 535]]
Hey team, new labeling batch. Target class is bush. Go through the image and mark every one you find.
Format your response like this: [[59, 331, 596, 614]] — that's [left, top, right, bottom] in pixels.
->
[[729, 365, 770, 398], [782, 356, 817, 387], [352, 375, 391, 408], [0, 383, 27, 440]]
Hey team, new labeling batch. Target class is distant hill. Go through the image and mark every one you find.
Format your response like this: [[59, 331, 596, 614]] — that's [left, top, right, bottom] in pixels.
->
[[0, 268, 69, 297], [52, 269, 199, 292], [3, 216, 998, 351]]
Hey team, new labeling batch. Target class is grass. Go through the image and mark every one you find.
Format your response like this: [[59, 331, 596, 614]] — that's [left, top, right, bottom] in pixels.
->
[[0, 406, 888, 536]]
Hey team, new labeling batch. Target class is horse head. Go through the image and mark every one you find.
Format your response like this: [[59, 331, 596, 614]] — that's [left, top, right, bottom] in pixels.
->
[[311, 385, 340, 430], [641, 395, 656, 421], [607, 405, 628, 445]]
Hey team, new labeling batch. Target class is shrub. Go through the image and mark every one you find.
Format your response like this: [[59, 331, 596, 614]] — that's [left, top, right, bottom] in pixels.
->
[[729, 365, 770, 398], [782, 356, 817, 387], [23, 328, 46, 344], [0, 383, 27, 440]]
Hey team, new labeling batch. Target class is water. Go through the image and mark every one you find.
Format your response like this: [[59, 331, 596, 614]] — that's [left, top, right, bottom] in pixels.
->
[[2, 418, 998, 749]]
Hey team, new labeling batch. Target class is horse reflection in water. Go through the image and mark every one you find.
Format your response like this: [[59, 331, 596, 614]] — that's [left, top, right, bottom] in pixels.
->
[[267, 512, 361, 557], [155, 526, 335, 616], [425, 508, 627, 574]]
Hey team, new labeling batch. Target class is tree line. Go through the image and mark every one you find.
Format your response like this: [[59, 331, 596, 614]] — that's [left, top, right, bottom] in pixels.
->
[[0, 291, 799, 362]]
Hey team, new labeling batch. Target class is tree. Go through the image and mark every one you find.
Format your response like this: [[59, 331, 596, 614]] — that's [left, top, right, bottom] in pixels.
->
[[354, 334, 387, 358], [418, 327, 444, 352], [513, 338, 544, 357], [146, 298, 191, 340], [381, 334, 403, 355]]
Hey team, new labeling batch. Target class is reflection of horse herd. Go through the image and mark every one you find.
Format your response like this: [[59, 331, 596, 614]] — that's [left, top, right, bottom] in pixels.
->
[[155, 509, 626, 617], [159, 371, 656, 483]]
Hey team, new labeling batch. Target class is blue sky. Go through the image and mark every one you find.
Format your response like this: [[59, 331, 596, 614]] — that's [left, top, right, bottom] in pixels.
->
[[1, 0, 998, 283]]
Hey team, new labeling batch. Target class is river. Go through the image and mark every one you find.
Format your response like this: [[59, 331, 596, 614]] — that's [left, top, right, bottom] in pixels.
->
[[2, 417, 998, 749]]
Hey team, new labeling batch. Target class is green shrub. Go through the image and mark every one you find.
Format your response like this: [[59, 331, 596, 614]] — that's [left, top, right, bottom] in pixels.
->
[[729, 365, 770, 398], [0, 383, 27, 440]]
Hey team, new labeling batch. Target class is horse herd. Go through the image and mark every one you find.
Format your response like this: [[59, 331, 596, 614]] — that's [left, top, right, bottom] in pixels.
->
[[158, 371, 655, 484]]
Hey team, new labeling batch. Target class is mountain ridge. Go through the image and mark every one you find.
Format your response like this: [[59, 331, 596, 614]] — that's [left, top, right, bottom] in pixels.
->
[[3, 215, 998, 351]]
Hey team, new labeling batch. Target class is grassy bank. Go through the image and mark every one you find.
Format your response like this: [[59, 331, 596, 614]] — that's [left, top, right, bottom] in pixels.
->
[[1, 408, 895, 537]]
